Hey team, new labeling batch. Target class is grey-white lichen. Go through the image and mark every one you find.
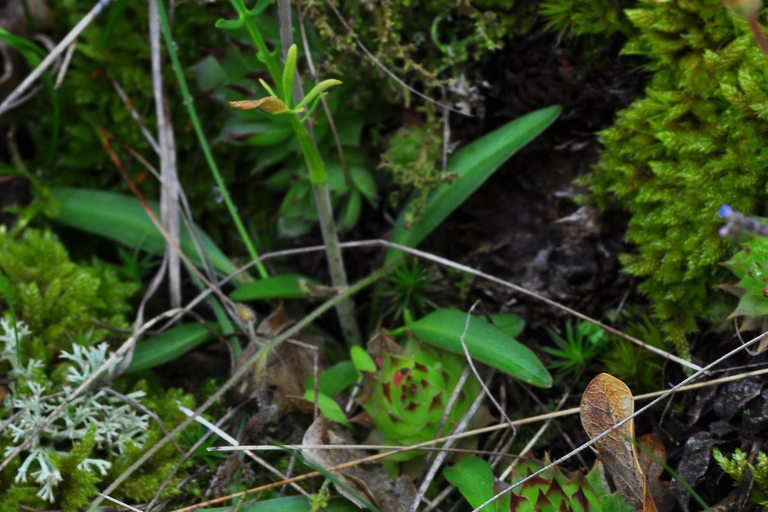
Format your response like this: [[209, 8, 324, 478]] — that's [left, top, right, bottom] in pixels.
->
[[0, 318, 149, 502]]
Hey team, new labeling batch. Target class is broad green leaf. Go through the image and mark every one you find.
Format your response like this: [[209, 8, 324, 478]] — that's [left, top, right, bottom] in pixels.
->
[[302, 360, 359, 397], [350, 346, 376, 372], [444, 457, 508, 512], [230, 274, 319, 301], [203, 495, 361, 512], [407, 309, 551, 388], [490, 313, 525, 339], [386, 105, 561, 262], [127, 323, 215, 373], [304, 390, 348, 424], [338, 189, 362, 232], [50, 188, 246, 284]]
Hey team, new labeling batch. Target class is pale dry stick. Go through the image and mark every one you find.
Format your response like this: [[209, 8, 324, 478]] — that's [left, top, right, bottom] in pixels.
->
[[499, 388, 574, 481], [99, 493, 145, 512], [85, 266, 394, 512], [108, 76, 160, 153], [177, 403, 312, 499], [149, 0, 182, 310], [0, 308, 186, 475], [212, 366, 768, 456], [469, 328, 768, 512], [323, 0, 469, 116], [409, 369, 493, 512], [54, 40, 77, 89], [211, 445, 518, 456], [146, 405, 242, 512], [177, 239, 701, 373], [0, 0, 118, 116], [182, 367, 768, 512], [423, 483, 456, 512]]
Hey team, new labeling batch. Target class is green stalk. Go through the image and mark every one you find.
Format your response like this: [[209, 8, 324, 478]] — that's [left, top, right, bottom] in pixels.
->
[[152, 0, 268, 278], [227, 0, 361, 345]]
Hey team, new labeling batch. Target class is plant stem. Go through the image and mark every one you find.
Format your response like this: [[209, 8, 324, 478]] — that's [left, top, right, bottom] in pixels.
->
[[229, 0, 362, 345], [152, 0, 268, 279]]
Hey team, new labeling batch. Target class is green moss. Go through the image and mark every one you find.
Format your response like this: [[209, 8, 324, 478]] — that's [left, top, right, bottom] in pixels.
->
[[578, 0, 768, 355], [0, 228, 138, 353]]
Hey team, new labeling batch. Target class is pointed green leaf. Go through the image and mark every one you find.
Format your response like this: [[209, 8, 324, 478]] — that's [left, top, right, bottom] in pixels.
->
[[304, 390, 349, 424], [295, 79, 342, 110], [386, 105, 561, 262], [127, 323, 216, 373], [215, 17, 245, 30], [444, 457, 508, 512], [407, 309, 551, 388], [350, 345, 377, 372], [282, 44, 298, 107]]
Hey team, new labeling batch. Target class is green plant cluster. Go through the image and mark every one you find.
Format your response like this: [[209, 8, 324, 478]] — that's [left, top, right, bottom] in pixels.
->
[[445, 457, 634, 512], [713, 447, 768, 507], [539, 0, 635, 40], [302, 0, 533, 104], [192, 33, 379, 238], [717, 234, 768, 331], [577, 0, 768, 356]]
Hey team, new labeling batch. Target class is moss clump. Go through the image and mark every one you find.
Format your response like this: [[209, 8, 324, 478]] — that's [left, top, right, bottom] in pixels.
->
[[578, 0, 768, 355]]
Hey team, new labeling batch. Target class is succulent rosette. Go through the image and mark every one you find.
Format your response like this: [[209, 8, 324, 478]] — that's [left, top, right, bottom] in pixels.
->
[[356, 335, 481, 460]]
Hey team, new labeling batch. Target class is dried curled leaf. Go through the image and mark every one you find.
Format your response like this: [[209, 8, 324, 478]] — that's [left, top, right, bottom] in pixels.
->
[[229, 97, 289, 114], [580, 373, 645, 509]]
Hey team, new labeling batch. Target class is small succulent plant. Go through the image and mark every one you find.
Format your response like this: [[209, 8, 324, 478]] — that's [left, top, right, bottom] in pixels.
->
[[354, 335, 481, 460], [716, 235, 768, 331], [445, 457, 635, 512]]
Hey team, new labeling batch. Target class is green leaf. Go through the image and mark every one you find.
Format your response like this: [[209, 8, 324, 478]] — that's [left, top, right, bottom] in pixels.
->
[[350, 346, 377, 372], [444, 457, 507, 512], [295, 79, 342, 110], [386, 105, 561, 262], [302, 360, 359, 397], [282, 44, 297, 106], [229, 274, 319, 301], [215, 17, 245, 30], [338, 189, 362, 232], [490, 313, 525, 339], [127, 323, 216, 373], [407, 309, 551, 388], [49, 188, 246, 285], [203, 496, 361, 512], [304, 390, 349, 424]]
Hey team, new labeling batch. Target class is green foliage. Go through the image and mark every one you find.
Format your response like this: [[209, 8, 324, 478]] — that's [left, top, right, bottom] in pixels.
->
[[380, 121, 455, 229], [0, 227, 138, 353], [540, 0, 635, 40], [303, 0, 534, 103], [378, 258, 447, 320], [713, 447, 768, 507], [192, 14, 378, 239], [602, 308, 673, 392], [541, 321, 607, 381], [717, 234, 768, 330], [577, 0, 768, 355], [445, 457, 635, 512]]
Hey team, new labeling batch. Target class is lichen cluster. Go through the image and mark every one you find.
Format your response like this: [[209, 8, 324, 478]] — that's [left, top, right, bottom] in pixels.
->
[[578, 0, 768, 354]]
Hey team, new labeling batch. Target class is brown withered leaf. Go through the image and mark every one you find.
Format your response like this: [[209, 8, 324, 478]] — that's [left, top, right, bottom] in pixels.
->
[[302, 417, 416, 512], [229, 97, 288, 114], [580, 373, 645, 509]]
